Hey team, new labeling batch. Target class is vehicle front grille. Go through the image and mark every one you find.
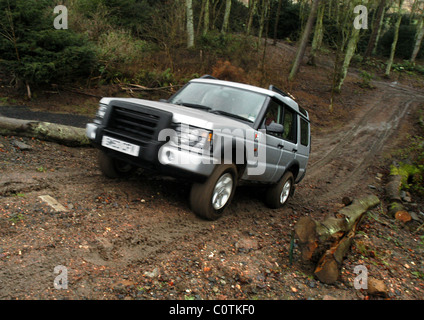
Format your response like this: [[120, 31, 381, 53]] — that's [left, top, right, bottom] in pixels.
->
[[109, 106, 160, 142]]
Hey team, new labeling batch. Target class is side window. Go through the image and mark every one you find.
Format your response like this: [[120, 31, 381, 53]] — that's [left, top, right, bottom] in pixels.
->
[[282, 107, 296, 143], [263, 100, 283, 138], [300, 118, 309, 146]]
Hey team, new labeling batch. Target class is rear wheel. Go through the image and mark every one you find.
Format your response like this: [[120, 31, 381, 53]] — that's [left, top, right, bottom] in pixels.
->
[[265, 171, 294, 209], [190, 164, 237, 220], [98, 150, 136, 178]]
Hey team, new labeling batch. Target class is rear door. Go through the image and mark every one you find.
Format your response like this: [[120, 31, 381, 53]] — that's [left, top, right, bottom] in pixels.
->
[[277, 104, 298, 178], [295, 116, 310, 182]]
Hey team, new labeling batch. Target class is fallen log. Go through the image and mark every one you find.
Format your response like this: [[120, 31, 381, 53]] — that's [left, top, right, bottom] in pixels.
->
[[294, 194, 380, 262], [0, 116, 90, 147]]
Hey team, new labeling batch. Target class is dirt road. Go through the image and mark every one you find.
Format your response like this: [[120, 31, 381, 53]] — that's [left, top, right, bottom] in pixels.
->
[[0, 79, 423, 301]]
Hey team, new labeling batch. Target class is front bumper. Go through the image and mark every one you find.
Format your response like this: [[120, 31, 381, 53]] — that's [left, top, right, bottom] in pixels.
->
[[86, 123, 215, 181]]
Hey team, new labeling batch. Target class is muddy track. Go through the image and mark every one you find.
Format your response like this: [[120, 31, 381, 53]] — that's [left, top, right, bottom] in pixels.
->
[[301, 83, 424, 204]]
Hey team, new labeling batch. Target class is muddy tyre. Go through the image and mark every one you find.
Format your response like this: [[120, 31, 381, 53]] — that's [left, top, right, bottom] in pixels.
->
[[265, 171, 294, 209], [190, 164, 237, 220], [98, 150, 136, 178]]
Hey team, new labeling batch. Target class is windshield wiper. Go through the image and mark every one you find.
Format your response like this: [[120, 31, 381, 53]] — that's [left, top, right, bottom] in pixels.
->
[[209, 110, 254, 123], [174, 101, 211, 111]]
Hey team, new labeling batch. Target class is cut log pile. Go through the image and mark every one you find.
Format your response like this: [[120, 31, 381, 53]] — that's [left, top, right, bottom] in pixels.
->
[[294, 194, 380, 284]]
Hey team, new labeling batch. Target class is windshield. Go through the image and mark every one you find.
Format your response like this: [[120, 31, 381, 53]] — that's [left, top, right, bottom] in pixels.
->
[[169, 82, 267, 123]]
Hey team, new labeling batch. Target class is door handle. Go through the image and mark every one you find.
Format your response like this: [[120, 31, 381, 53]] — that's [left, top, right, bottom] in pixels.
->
[[292, 148, 298, 153], [278, 143, 284, 149]]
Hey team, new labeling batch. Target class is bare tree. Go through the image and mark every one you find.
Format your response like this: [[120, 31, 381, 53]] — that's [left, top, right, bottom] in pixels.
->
[[385, 0, 404, 76], [411, 1, 424, 63], [258, 0, 270, 47], [203, 0, 210, 35], [288, 0, 321, 82], [308, 0, 326, 65], [222, 0, 232, 34], [246, 0, 258, 36], [186, 0, 195, 48], [272, 0, 283, 45], [364, 0, 387, 58]]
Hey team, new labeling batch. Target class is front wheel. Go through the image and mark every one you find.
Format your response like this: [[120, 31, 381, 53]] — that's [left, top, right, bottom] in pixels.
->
[[265, 171, 294, 209], [98, 150, 136, 178], [190, 164, 237, 220]]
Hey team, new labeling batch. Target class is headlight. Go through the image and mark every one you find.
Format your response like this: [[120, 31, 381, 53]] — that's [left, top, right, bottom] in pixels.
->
[[172, 124, 212, 154], [94, 104, 108, 124]]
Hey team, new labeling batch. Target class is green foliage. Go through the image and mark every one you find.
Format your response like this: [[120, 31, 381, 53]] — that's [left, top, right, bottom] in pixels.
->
[[268, 0, 302, 40], [358, 70, 374, 89], [392, 60, 424, 75], [390, 134, 424, 195], [96, 30, 154, 81], [377, 23, 424, 60], [74, 0, 154, 36], [198, 31, 257, 65], [0, 0, 96, 86]]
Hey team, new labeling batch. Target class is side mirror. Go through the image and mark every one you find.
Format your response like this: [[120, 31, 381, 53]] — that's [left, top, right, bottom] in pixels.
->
[[266, 122, 284, 134]]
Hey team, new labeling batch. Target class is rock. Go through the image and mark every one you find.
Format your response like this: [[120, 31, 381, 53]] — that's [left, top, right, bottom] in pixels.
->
[[367, 278, 388, 297], [342, 197, 353, 206], [144, 267, 159, 278], [112, 280, 135, 294], [11, 140, 32, 151], [409, 211, 421, 222], [322, 295, 337, 300]]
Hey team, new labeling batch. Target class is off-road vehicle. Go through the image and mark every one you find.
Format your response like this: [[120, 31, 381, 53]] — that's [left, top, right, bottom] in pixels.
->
[[86, 76, 311, 220]]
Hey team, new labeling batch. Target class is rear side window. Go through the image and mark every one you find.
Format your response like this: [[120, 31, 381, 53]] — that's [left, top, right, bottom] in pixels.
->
[[300, 118, 309, 146], [282, 107, 296, 142]]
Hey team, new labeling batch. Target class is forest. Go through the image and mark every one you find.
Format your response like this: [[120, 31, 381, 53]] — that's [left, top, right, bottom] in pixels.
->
[[0, 0, 423, 100]]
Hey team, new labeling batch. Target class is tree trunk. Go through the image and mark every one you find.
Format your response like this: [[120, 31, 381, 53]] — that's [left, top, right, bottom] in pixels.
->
[[246, 0, 257, 36], [411, 16, 424, 63], [288, 0, 320, 82], [334, 25, 361, 92], [372, 4, 387, 56], [203, 0, 210, 36], [272, 0, 283, 45], [186, 0, 195, 48], [364, 0, 387, 58], [308, 1, 325, 65], [385, 0, 403, 76], [0, 116, 90, 147], [221, 0, 232, 34], [257, 0, 269, 47]]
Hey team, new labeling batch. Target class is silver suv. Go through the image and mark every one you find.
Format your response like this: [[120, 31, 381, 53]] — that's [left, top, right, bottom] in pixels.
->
[[86, 76, 310, 220]]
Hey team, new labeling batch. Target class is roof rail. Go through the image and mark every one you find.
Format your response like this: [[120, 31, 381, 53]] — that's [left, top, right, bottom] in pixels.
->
[[199, 74, 217, 79], [268, 85, 288, 97], [269, 85, 296, 100]]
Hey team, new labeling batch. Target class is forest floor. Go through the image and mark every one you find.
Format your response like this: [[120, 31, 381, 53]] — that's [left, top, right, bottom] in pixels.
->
[[0, 43, 424, 301]]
